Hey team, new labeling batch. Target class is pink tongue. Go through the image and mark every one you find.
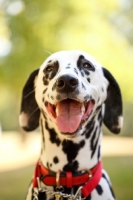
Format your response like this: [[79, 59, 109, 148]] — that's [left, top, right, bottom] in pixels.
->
[[56, 99, 82, 133]]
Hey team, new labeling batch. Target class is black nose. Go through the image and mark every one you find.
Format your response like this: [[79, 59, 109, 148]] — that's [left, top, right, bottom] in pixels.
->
[[56, 75, 79, 92]]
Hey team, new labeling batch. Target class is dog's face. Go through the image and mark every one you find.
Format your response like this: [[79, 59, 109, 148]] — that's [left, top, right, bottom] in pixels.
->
[[20, 50, 123, 138], [35, 51, 107, 138]]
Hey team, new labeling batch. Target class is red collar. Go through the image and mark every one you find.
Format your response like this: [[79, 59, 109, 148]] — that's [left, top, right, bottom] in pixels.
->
[[33, 160, 102, 198]]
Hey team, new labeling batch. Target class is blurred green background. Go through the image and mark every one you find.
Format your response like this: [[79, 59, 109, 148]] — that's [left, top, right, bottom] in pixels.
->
[[0, 0, 133, 200], [0, 0, 133, 134]]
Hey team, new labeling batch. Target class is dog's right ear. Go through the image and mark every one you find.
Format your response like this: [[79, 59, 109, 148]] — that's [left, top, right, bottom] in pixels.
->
[[19, 69, 40, 132]]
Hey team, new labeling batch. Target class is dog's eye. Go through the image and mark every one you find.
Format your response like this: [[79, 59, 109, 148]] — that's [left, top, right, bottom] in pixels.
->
[[45, 65, 53, 72], [83, 63, 92, 69]]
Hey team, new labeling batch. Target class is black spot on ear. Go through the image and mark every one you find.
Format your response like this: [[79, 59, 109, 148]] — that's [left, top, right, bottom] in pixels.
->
[[63, 160, 79, 172], [95, 184, 103, 195], [53, 156, 59, 164]]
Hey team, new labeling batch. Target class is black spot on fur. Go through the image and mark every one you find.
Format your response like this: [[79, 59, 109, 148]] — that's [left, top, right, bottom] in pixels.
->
[[66, 66, 70, 69], [97, 145, 101, 161], [95, 184, 103, 195], [45, 121, 61, 146], [91, 127, 101, 158], [43, 77, 49, 85], [48, 60, 52, 63], [90, 126, 97, 152], [74, 68, 78, 75], [51, 96, 54, 100], [84, 69, 90, 76], [82, 83, 86, 90], [62, 140, 85, 162], [52, 83, 56, 91], [86, 194, 91, 200], [102, 87, 104, 92], [84, 94, 90, 101], [102, 173, 116, 199], [53, 156, 59, 164], [77, 55, 95, 72], [85, 121, 95, 139], [63, 160, 79, 172], [43, 88, 47, 94], [87, 78, 90, 83], [81, 71, 84, 77]]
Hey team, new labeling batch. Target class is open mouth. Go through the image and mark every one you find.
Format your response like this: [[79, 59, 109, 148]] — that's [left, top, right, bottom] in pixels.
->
[[45, 99, 95, 134]]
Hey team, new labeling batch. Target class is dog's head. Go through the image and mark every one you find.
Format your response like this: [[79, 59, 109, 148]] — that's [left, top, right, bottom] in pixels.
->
[[19, 50, 123, 138]]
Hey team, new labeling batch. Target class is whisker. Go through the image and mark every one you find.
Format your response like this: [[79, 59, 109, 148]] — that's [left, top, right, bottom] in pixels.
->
[[28, 107, 39, 120], [23, 87, 36, 99], [43, 50, 52, 55]]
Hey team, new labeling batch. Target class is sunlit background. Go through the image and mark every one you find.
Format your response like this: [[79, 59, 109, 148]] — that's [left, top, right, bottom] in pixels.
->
[[0, 0, 133, 199]]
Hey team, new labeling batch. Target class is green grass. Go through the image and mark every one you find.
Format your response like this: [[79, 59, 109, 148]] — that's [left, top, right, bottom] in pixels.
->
[[0, 157, 132, 200]]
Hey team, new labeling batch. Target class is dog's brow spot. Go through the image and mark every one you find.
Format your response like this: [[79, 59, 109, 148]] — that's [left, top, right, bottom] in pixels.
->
[[48, 60, 52, 63], [53, 156, 59, 164]]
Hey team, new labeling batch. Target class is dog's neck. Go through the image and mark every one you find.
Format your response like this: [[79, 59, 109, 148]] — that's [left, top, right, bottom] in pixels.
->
[[39, 108, 102, 173]]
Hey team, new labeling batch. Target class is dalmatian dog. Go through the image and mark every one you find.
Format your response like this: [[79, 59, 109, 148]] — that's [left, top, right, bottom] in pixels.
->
[[19, 50, 123, 200]]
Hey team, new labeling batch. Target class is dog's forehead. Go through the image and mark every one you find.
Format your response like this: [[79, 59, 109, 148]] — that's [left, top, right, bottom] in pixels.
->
[[40, 50, 101, 70]]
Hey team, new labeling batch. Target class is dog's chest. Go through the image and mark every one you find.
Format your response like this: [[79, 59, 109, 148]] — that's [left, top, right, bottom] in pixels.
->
[[40, 121, 102, 173]]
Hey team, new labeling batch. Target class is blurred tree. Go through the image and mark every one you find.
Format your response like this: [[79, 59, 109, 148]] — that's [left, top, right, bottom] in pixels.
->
[[0, 0, 133, 133]]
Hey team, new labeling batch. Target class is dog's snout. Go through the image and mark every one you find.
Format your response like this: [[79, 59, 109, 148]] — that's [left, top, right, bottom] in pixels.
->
[[56, 75, 79, 92]]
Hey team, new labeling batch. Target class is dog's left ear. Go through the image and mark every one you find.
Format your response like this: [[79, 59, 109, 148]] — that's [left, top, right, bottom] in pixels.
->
[[102, 68, 123, 134], [19, 69, 40, 132]]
